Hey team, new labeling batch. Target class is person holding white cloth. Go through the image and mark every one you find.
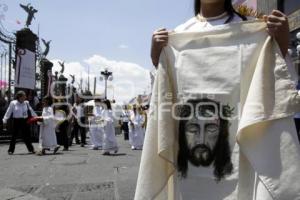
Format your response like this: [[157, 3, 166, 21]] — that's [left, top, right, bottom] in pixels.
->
[[134, 0, 300, 200]]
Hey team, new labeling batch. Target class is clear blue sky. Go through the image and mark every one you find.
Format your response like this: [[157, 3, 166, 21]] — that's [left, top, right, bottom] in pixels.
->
[[1, 0, 194, 69]]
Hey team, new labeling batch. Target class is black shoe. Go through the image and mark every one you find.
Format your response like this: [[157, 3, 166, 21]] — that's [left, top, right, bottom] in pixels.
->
[[102, 151, 110, 155], [80, 144, 85, 147], [53, 146, 60, 154], [114, 148, 119, 154], [41, 149, 46, 155], [76, 141, 80, 144], [29, 150, 36, 154], [62, 148, 68, 151], [8, 151, 13, 155]]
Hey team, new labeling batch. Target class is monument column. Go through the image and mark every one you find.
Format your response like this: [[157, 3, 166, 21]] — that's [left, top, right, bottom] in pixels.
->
[[14, 4, 38, 96]]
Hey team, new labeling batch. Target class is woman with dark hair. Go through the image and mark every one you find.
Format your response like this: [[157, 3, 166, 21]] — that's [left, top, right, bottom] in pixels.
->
[[101, 99, 118, 155], [151, 0, 289, 67], [36, 97, 60, 155], [2, 90, 37, 154]]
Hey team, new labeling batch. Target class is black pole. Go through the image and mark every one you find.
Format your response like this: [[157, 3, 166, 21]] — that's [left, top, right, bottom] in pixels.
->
[[4, 52, 7, 90], [105, 76, 107, 99], [8, 43, 12, 101], [93, 77, 96, 95], [0, 54, 3, 84]]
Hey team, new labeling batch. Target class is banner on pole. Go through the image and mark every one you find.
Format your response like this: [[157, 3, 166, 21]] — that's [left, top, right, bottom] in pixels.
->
[[15, 48, 36, 89]]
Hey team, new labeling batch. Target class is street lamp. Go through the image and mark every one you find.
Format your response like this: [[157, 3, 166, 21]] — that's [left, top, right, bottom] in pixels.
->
[[100, 69, 113, 99]]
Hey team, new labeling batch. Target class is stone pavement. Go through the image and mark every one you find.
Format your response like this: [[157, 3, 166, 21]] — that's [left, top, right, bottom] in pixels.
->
[[0, 135, 141, 200]]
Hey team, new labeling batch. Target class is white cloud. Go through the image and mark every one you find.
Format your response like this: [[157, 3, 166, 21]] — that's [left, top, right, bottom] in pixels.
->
[[118, 44, 129, 49], [51, 54, 151, 104]]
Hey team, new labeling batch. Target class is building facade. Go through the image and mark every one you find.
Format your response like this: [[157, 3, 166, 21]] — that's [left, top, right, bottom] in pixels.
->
[[258, 0, 300, 80]]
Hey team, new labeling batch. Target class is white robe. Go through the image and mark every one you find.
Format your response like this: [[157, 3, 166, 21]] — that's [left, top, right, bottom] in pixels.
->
[[134, 19, 300, 200], [174, 14, 299, 200], [129, 111, 145, 149], [102, 109, 118, 152], [89, 105, 104, 148], [38, 107, 58, 150]]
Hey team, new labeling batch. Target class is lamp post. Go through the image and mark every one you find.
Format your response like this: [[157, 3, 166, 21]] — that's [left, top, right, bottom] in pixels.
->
[[100, 69, 113, 99]]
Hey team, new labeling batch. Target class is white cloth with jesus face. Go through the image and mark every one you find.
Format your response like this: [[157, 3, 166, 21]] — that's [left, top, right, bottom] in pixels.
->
[[134, 20, 300, 200]]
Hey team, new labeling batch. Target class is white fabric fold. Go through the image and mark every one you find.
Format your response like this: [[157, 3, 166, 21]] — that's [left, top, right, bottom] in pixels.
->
[[134, 20, 300, 200]]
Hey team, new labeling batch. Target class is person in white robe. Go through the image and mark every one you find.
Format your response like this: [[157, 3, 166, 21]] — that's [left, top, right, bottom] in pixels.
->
[[37, 97, 60, 155], [129, 105, 145, 150], [134, 1, 300, 200], [102, 99, 118, 155], [88, 98, 104, 150]]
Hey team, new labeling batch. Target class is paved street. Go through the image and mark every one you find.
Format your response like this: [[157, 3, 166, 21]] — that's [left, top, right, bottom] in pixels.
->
[[0, 135, 141, 200]]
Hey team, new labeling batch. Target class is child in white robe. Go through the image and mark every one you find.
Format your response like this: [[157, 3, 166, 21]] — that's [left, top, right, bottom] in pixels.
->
[[88, 99, 104, 150], [37, 97, 60, 155], [129, 105, 145, 150], [102, 99, 118, 155]]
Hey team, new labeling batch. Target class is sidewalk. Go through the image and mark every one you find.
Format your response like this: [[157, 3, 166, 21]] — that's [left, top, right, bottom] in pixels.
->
[[0, 135, 141, 200]]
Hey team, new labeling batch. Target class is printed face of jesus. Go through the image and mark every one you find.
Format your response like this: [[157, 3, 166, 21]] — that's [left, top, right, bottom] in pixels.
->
[[184, 103, 220, 166]]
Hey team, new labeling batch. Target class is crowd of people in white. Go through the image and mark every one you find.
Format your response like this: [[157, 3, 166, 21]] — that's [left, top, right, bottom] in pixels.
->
[[2, 91, 147, 155]]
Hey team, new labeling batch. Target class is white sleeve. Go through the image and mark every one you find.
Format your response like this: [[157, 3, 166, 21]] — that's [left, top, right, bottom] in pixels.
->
[[102, 110, 113, 122], [135, 114, 145, 127], [3, 101, 14, 123], [132, 114, 141, 126], [129, 112, 135, 123], [140, 114, 146, 124]]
